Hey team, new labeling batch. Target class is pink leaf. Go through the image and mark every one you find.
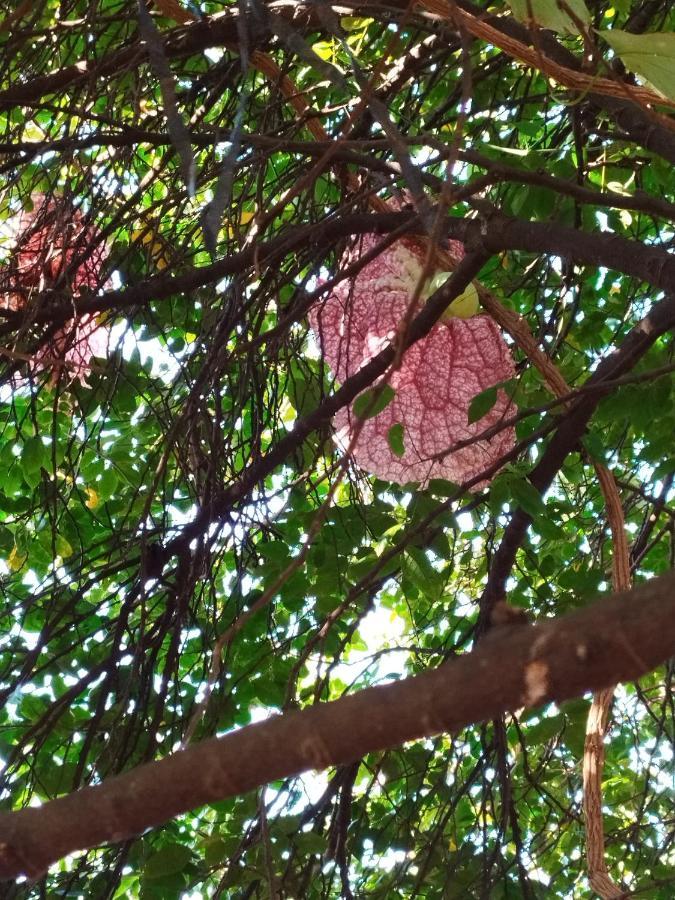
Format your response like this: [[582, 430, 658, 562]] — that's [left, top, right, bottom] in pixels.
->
[[1, 194, 110, 385], [310, 234, 515, 488]]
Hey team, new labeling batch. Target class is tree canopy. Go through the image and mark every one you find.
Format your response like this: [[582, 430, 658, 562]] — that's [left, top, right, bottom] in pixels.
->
[[0, 1, 674, 897]]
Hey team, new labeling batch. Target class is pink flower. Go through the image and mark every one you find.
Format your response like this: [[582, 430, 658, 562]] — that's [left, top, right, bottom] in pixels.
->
[[309, 234, 515, 488], [1, 194, 110, 385]]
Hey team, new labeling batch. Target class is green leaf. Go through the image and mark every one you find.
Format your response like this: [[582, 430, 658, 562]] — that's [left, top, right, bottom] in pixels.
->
[[598, 29, 675, 101], [352, 384, 395, 420], [21, 437, 46, 476], [97, 468, 118, 499], [113, 875, 139, 899], [510, 478, 547, 518], [55, 534, 74, 559], [387, 423, 405, 457], [507, 0, 590, 35], [402, 547, 442, 598], [143, 844, 192, 879], [442, 283, 480, 320], [202, 836, 230, 867], [340, 16, 373, 31], [312, 41, 334, 62], [468, 385, 498, 424], [581, 430, 606, 463], [526, 713, 564, 745], [427, 478, 459, 497]]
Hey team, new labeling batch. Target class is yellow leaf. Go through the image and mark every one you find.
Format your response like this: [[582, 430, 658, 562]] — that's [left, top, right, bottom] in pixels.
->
[[340, 16, 373, 31], [131, 227, 172, 271], [7, 544, 27, 572], [224, 209, 256, 238], [312, 41, 334, 62], [427, 273, 481, 319], [84, 487, 99, 510], [55, 535, 73, 559], [443, 283, 480, 320]]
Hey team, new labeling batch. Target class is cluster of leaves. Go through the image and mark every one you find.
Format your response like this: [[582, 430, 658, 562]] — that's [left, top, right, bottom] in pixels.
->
[[0, 0, 673, 897]]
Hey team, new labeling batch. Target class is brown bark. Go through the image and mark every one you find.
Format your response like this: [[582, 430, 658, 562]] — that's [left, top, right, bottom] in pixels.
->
[[0, 570, 673, 881]]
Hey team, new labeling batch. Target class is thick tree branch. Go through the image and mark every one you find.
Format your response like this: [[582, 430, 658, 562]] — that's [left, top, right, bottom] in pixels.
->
[[4, 210, 675, 335], [0, 570, 673, 881]]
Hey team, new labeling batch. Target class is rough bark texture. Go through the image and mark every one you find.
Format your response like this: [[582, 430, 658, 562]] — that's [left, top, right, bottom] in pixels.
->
[[0, 570, 673, 882]]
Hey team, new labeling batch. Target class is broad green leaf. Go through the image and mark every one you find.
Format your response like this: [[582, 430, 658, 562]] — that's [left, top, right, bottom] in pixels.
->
[[113, 875, 139, 899], [581, 430, 607, 463], [507, 0, 590, 35], [598, 29, 675, 101], [403, 547, 443, 598], [526, 713, 564, 745], [352, 384, 395, 420], [202, 836, 229, 867], [427, 478, 459, 497], [98, 468, 118, 499]]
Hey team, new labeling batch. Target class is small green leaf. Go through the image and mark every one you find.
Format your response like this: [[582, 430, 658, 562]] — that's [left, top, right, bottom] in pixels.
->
[[98, 468, 118, 499], [427, 478, 459, 497], [387, 423, 405, 458], [510, 478, 547, 518], [55, 534, 74, 559], [143, 843, 192, 879], [340, 16, 373, 31], [581, 430, 606, 463], [598, 29, 675, 102], [468, 385, 498, 424], [352, 384, 395, 420], [312, 41, 334, 62], [21, 437, 46, 476]]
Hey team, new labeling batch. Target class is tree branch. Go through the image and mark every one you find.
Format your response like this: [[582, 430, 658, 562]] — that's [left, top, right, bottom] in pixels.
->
[[4, 209, 675, 334], [0, 570, 673, 881]]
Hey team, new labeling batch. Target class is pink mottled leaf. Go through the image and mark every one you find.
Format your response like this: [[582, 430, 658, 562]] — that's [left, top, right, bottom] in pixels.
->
[[1, 194, 110, 385], [309, 233, 516, 488]]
